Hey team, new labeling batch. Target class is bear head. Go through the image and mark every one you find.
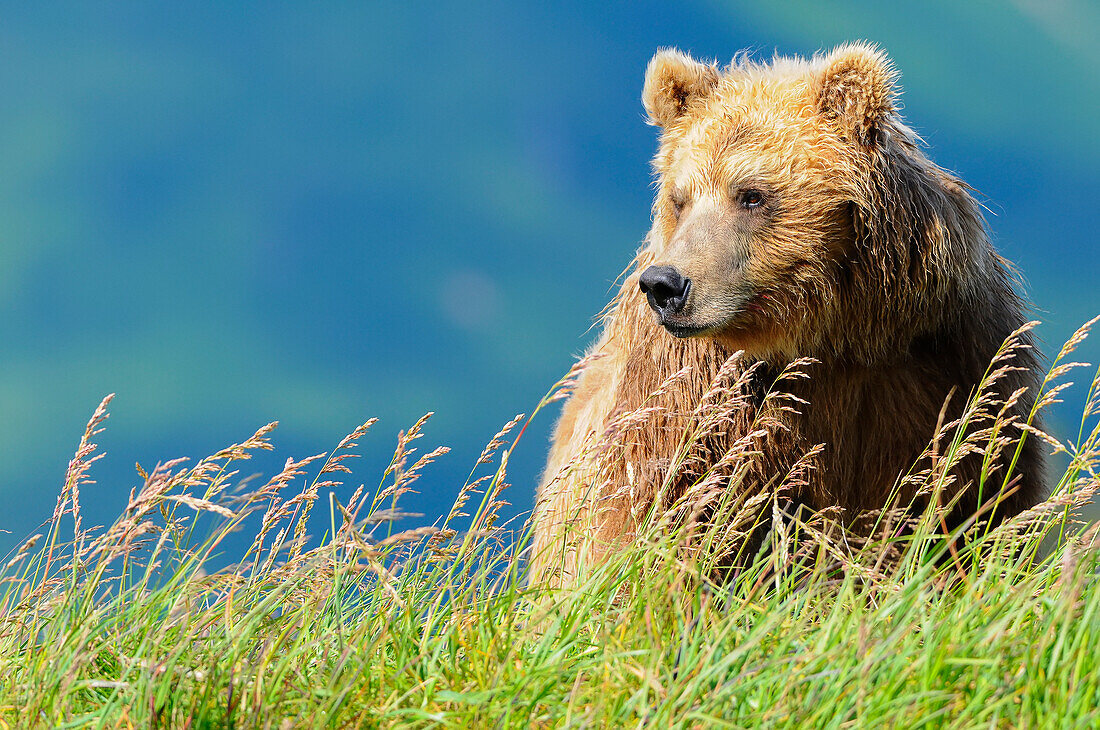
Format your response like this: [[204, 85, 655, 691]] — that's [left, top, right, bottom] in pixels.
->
[[639, 43, 971, 364]]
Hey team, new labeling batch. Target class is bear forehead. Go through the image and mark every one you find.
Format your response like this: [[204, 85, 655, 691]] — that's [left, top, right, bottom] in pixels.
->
[[661, 79, 840, 188]]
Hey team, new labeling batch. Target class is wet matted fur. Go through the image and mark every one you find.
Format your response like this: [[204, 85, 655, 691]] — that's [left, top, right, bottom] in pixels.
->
[[530, 44, 1044, 587]]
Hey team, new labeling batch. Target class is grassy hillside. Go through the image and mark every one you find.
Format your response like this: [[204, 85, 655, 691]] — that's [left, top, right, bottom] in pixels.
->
[[2, 320, 1100, 728]]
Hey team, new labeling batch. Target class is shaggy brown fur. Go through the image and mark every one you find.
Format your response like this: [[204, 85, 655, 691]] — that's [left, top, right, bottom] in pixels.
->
[[530, 44, 1045, 586]]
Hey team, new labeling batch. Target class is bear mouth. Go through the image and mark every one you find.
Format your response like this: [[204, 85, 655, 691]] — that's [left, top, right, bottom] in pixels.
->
[[661, 321, 714, 338], [659, 287, 765, 338]]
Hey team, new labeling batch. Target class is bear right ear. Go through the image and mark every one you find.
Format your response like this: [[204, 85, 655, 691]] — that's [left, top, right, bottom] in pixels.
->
[[815, 42, 898, 145], [643, 49, 720, 128]]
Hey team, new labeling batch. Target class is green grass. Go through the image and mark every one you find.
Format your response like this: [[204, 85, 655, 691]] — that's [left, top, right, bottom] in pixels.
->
[[2, 320, 1100, 728]]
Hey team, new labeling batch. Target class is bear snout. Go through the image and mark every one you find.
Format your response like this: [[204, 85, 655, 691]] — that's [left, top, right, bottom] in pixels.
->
[[639, 265, 691, 318]]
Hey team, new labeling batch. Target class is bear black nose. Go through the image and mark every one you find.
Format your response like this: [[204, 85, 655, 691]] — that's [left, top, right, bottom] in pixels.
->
[[639, 265, 691, 316]]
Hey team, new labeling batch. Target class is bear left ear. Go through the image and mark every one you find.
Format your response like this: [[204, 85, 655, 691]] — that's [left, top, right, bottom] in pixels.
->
[[815, 42, 898, 145], [643, 48, 721, 128]]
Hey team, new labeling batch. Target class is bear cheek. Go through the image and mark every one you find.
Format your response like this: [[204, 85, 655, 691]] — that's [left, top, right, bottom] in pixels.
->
[[658, 215, 681, 247]]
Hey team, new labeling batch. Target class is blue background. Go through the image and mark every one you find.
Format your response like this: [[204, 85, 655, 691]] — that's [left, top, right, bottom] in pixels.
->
[[2, 3, 1098, 552]]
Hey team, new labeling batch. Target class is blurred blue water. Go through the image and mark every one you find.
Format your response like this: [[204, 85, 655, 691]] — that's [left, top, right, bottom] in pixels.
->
[[1, 3, 1097, 553]]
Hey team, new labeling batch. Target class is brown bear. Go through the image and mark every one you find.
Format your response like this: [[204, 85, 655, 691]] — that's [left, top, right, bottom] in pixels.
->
[[529, 43, 1045, 587]]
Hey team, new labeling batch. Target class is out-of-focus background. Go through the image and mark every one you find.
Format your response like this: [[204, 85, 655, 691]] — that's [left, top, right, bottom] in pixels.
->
[[1, 3, 1097, 553]]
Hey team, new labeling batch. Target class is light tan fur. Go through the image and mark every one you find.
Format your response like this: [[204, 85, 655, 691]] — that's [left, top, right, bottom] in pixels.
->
[[530, 44, 1045, 587]]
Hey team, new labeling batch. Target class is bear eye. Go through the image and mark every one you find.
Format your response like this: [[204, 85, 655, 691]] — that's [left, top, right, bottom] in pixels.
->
[[669, 188, 688, 219], [738, 189, 766, 210]]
